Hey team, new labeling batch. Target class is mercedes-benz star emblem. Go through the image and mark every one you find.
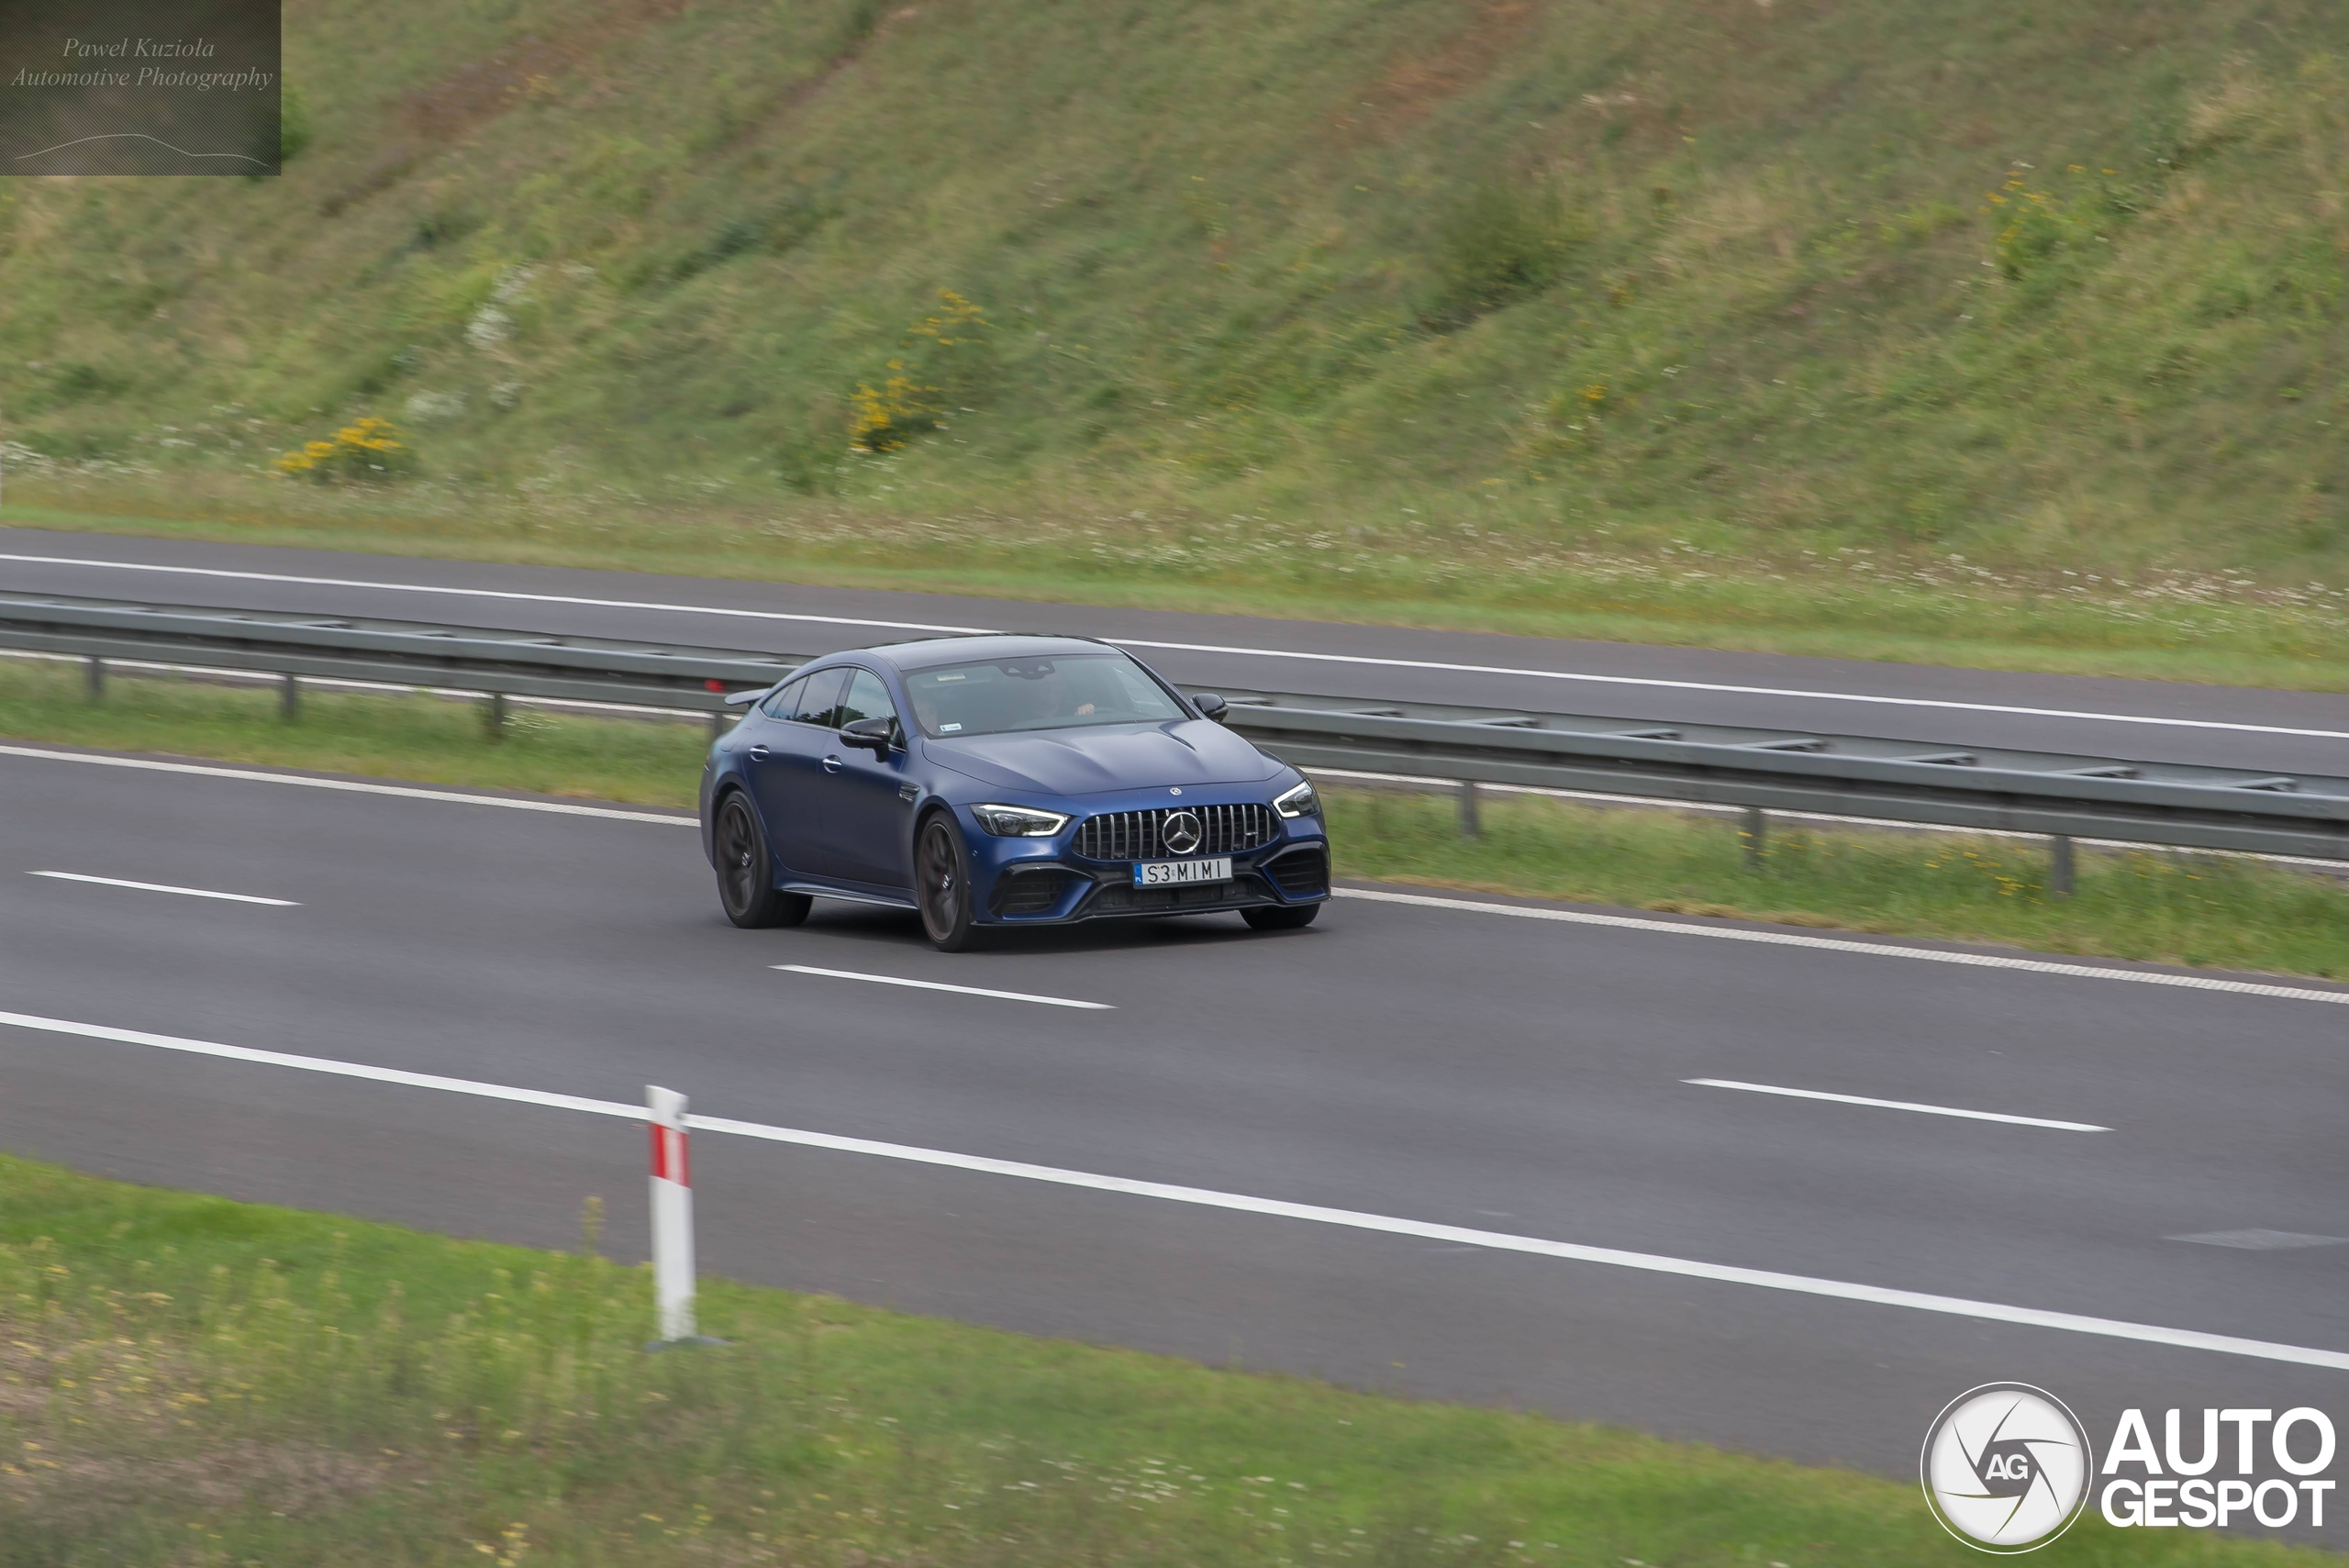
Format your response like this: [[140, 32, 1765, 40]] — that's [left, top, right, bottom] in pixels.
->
[[1162, 810, 1202, 855]]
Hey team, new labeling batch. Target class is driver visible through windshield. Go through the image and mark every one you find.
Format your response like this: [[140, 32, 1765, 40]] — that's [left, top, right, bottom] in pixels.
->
[[905, 652, 1186, 739]]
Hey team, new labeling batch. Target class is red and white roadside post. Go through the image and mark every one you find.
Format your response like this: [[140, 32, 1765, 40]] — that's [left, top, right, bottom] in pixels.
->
[[646, 1084, 699, 1344]]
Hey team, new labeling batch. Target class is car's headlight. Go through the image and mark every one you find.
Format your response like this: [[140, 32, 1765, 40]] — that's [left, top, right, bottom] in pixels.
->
[[1274, 780, 1319, 818], [972, 804, 1071, 837]]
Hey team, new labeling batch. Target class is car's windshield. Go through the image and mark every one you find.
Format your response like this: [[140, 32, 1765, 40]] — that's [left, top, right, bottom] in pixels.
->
[[904, 652, 1186, 739]]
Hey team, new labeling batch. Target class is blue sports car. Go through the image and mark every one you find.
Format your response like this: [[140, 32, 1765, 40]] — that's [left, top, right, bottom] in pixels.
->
[[698, 635, 1330, 950]]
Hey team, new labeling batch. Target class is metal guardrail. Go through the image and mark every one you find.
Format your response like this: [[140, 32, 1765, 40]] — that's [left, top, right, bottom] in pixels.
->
[[0, 591, 807, 717], [3, 591, 2343, 863], [1210, 692, 2349, 863]]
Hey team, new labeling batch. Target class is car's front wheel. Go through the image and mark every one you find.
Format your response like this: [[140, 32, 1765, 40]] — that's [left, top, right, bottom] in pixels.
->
[[1242, 903, 1319, 931], [714, 792, 811, 929], [917, 814, 981, 951]]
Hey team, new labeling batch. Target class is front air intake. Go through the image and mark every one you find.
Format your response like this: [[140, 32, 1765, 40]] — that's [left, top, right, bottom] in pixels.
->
[[1266, 847, 1328, 897], [992, 867, 1072, 917]]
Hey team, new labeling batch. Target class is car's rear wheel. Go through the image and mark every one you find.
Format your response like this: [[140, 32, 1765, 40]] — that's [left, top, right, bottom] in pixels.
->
[[714, 792, 810, 929], [917, 814, 981, 951], [1242, 903, 1319, 931]]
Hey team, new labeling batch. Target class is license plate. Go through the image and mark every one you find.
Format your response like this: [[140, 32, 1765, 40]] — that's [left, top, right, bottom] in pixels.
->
[[1134, 856, 1232, 887]]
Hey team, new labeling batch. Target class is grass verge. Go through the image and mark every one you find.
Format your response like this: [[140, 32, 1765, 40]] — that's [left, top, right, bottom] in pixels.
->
[[0, 656, 709, 808], [0, 1151, 2328, 1566], [1323, 790, 2349, 984], [3, 655, 2343, 982]]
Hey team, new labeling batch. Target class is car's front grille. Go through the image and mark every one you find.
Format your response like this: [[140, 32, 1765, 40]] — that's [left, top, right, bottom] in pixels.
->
[[1072, 803, 1277, 862]]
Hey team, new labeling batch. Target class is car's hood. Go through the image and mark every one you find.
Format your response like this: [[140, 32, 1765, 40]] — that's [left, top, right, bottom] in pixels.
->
[[923, 720, 1281, 796]]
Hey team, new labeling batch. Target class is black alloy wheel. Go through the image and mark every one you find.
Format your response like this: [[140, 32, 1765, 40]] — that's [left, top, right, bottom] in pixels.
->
[[1242, 902, 1319, 931], [917, 814, 981, 951], [714, 792, 811, 929]]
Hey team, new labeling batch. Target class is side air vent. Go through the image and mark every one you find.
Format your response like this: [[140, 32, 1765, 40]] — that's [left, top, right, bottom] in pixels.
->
[[1266, 847, 1329, 897], [992, 868, 1072, 917]]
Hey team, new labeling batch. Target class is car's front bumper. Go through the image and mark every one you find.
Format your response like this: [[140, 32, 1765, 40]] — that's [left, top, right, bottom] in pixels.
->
[[963, 806, 1330, 925]]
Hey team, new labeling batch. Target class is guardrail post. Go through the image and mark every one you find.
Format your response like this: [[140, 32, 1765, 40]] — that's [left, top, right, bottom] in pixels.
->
[[484, 691, 507, 740], [85, 656, 105, 700], [279, 673, 300, 722], [1741, 806, 1766, 870], [645, 1084, 706, 1349], [1457, 778, 1481, 836], [2050, 833, 2075, 899], [707, 709, 728, 742]]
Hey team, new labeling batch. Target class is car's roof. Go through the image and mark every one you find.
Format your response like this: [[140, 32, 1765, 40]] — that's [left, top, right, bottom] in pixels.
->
[[855, 634, 1120, 673]]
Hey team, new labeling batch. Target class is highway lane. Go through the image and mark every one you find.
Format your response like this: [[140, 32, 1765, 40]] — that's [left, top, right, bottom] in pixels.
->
[[2, 743, 2346, 1492], [5, 527, 2347, 773]]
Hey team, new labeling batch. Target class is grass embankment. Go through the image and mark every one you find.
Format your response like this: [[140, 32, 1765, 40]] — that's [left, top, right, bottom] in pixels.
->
[[8, 0, 2349, 676], [4, 656, 2344, 981], [0, 1153, 2325, 1566]]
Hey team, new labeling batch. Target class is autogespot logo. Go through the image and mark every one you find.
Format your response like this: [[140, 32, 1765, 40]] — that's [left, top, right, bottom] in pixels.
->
[[1921, 1384, 2094, 1552]]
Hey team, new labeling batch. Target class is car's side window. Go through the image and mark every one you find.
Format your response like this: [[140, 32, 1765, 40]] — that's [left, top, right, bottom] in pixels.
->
[[837, 669, 901, 744], [791, 668, 850, 728], [757, 674, 806, 720]]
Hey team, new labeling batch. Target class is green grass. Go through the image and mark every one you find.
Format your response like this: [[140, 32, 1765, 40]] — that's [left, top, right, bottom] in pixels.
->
[[0, 1152, 2329, 1567], [1326, 789, 2349, 983], [0, 657, 710, 806], [6, 0, 2349, 677], [4, 655, 2345, 982]]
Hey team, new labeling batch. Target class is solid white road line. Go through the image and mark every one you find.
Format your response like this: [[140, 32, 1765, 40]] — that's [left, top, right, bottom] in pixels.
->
[[6, 744, 2340, 1006], [1334, 887, 2349, 1006], [0, 553, 994, 634], [0, 1009, 639, 1119], [1111, 637, 2349, 741], [1685, 1078, 2109, 1132], [29, 871, 298, 906], [775, 963, 1113, 1009], [0, 744, 699, 824], [2, 1005, 2343, 1373], [7, 550, 2343, 741]]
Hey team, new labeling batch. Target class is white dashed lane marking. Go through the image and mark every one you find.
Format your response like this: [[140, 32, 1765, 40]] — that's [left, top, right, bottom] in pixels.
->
[[29, 871, 299, 906], [774, 963, 1114, 1010], [1686, 1077, 2109, 1132]]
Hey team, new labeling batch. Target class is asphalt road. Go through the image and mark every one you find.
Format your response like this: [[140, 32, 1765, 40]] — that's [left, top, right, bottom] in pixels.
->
[[5, 528, 2346, 773], [3, 740, 2345, 1507]]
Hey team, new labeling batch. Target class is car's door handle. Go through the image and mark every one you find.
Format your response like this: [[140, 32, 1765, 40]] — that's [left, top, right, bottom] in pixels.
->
[[821, 754, 844, 773], [748, 744, 771, 761]]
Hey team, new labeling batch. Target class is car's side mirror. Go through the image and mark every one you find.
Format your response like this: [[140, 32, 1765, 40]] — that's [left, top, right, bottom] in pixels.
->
[[1192, 693, 1229, 722], [840, 717, 895, 752]]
